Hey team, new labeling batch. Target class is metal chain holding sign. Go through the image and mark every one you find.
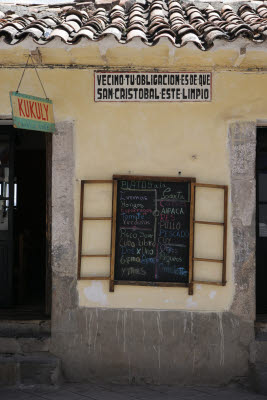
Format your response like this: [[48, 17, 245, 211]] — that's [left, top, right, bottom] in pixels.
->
[[16, 54, 48, 99]]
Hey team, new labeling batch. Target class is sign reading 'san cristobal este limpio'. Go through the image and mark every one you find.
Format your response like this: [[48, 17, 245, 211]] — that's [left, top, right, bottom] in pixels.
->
[[95, 72, 212, 102], [10, 92, 55, 133]]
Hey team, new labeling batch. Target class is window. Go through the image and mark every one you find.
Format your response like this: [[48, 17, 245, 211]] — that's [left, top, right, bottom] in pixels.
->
[[78, 176, 228, 295]]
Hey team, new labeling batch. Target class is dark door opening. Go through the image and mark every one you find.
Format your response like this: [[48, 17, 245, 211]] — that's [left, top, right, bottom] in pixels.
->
[[256, 127, 267, 316], [0, 125, 51, 319]]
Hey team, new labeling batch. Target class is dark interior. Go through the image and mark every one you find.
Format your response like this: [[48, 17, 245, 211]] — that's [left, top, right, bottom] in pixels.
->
[[0, 127, 47, 318], [14, 131, 46, 308], [256, 127, 267, 316]]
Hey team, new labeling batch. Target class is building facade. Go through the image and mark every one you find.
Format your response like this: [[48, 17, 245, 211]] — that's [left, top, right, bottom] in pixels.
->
[[0, 0, 267, 388]]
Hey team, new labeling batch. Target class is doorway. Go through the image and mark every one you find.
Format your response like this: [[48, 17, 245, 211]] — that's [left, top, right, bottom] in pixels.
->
[[256, 127, 267, 316], [0, 125, 51, 319]]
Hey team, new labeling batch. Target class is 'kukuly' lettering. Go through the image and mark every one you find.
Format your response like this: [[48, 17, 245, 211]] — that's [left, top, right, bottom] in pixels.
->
[[17, 98, 49, 121]]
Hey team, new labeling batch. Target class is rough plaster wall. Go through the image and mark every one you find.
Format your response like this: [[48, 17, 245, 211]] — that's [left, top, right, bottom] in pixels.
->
[[52, 308, 253, 385], [50, 120, 255, 384], [229, 122, 256, 321], [51, 304, 254, 384]]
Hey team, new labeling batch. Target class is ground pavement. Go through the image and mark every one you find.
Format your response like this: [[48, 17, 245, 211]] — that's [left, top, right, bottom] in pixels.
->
[[0, 383, 266, 400]]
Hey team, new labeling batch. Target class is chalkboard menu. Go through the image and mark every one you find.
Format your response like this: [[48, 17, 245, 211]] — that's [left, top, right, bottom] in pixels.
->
[[112, 176, 194, 286]]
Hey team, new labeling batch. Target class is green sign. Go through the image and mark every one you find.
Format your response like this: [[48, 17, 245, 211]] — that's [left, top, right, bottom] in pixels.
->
[[10, 92, 55, 133]]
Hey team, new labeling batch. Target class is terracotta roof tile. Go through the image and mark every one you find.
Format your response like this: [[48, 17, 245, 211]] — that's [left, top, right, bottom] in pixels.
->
[[0, 0, 266, 49]]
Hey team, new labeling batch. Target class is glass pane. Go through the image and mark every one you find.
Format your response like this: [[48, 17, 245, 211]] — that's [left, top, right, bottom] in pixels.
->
[[0, 198, 8, 230], [0, 140, 9, 231], [259, 204, 267, 237], [259, 173, 267, 202]]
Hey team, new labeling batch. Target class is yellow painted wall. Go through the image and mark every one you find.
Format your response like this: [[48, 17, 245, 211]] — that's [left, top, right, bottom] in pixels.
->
[[0, 43, 266, 312]]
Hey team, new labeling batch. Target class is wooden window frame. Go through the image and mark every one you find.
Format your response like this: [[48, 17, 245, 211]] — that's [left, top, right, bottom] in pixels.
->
[[188, 183, 228, 295], [77, 177, 228, 297], [77, 180, 113, 281], [110, 175, 195, 292]]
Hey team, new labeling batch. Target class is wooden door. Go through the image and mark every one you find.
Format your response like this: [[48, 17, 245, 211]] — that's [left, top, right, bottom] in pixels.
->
[[0, 130, 15, 306], [45, 133, 52, 315], [256, 128, 267, 314]]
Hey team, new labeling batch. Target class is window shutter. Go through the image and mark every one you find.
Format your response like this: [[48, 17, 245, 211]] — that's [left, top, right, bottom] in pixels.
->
[[77, 179, 228, 297], [188, 183, 228, 295], [77, 180, 113, 284]]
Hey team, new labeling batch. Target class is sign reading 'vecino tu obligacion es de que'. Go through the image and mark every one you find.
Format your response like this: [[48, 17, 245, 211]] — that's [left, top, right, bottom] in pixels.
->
[[95, 72, 212, 102]]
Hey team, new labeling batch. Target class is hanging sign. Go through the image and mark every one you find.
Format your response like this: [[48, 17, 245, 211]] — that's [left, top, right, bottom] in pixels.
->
[[10, 92, 55, 133], [95, 72, 212, 102]]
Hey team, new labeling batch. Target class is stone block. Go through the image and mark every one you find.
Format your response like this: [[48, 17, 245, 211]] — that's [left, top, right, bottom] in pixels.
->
[[0, 320, 50, 338], [249, 362, 267, 395], [18, 337, 51, 353], [0, 355, 18, 385], [228, 121, 256, 180], [230, 223, 255, 320], [0, 337, 20, 354], [19, 354, 62, 385], [231, 179, 255, 227], [0, 337, 51, 354], [51, 122, 75, 278], [250, 339, 267, 364]]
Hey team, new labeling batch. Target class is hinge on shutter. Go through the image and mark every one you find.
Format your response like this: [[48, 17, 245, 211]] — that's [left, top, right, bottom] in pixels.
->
[[188, 183, 228, 295]]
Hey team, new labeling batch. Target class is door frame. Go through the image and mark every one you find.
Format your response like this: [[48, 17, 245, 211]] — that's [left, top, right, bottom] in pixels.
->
[[45, 133, 52, 316], [0, 124, 15, 306], [0, 119, 52, 315]]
